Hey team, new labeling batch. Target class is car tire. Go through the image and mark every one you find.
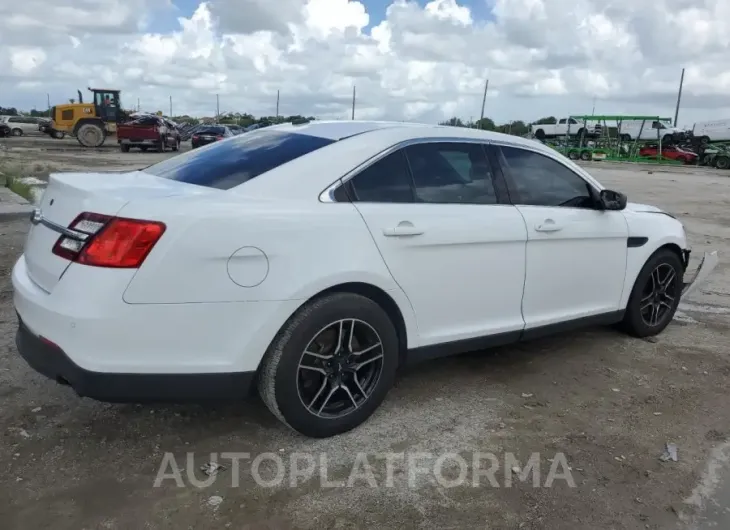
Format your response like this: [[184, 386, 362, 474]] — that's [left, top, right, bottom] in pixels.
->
[[662, 134, 674, 145], [700, 136, 710, 145], [568, 150, 579, 160], [620, 249, 684, 338], [580, 150, 591, 161], [172, 140, 179, 152], [120, 144, 130, 153], [11, 128, 22, 136], [620, 134, 631, 142], [534, 129, 545, 140], [259, 292, 399, 438]]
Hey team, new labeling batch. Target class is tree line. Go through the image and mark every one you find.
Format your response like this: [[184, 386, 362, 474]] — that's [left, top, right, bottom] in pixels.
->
[[437, 116, 559, 136], [1, 105, 560, 134], [0, 106, 50, 117], [168, 112, 316, 127]]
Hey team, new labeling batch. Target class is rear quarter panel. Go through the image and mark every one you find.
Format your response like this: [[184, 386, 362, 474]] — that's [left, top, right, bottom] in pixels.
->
[[120, 196, 403, 305]]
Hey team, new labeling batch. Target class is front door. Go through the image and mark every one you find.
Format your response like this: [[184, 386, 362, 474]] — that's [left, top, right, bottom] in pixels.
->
[[348, 141, 528, 347], [491, 144, 629, 329]]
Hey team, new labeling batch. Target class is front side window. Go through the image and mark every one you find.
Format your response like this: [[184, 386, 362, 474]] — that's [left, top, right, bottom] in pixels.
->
[[143, 130, 335, 190], [405, 143, 497, 204], [349, 150, 415, 203], [498, 145, 595, 208]]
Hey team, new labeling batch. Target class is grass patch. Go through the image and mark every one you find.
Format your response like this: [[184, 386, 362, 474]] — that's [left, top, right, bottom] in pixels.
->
[[6, 175, 36, 203], [0, 161, 37, 203]]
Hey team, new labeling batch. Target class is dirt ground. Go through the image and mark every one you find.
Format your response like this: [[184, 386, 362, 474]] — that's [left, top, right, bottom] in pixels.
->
[[1, 137, 729, 529], [0, 135, 181, 177]]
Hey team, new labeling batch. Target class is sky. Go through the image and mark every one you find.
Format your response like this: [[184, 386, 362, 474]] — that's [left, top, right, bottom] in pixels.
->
[[1, 0, 729, 128]]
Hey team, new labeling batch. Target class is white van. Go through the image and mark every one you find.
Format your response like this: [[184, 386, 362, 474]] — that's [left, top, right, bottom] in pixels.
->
[[692, 119, 730, 143], [619, 120, 685, 142]]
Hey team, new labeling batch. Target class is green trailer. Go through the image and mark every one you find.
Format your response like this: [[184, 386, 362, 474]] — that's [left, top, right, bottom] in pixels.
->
[[548, 115, 686, 165]]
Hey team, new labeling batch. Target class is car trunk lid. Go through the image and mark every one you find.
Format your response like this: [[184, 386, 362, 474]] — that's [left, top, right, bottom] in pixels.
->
[[23, 171, 214, 292]]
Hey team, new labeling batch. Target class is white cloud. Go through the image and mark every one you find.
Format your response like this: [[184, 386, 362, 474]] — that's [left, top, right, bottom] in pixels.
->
[[0, 0, 729, 126]]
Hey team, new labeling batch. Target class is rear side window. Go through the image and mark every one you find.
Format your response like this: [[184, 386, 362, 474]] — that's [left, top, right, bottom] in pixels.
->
[[350, 151, 415, 203], [143, 130, 335, 190]]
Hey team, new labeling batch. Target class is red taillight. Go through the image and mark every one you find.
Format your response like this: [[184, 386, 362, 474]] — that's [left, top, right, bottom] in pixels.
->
[[192, 135, 198, 140], [51, 212, 165, 268], [216, 135, 223, 140]]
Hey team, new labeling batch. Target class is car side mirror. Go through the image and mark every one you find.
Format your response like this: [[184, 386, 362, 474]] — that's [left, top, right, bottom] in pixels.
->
[[599, 189, 627, 211]]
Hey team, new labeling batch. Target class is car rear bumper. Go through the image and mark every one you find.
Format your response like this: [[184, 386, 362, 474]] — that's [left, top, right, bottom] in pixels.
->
[[12, 254, 301, 401], [119, 138, 159, 145], [682, 250, 719, 299], [15, 317, 256, 403]]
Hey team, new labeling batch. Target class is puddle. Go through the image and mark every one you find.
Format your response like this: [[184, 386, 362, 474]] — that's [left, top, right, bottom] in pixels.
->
[[679, 303, 730, 316], [684, 442, 730, 529], [674, 311, 699, 324]]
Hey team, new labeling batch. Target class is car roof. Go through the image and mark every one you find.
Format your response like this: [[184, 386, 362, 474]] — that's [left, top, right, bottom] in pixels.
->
[[230, 120, 595, 201], [267, 120, 547, 150]]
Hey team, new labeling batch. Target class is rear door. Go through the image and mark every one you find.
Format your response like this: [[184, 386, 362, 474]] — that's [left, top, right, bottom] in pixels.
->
[[491, 143, 628, 330], [348, 141, 528, 348]]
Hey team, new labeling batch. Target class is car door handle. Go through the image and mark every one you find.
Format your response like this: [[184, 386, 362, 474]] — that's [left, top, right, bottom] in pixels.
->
[[535, 219, 563, 232], [383, 223, 424, 237]]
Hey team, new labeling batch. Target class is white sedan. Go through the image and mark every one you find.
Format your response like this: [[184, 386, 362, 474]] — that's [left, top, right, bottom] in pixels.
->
[[12, 120, 718, 438]]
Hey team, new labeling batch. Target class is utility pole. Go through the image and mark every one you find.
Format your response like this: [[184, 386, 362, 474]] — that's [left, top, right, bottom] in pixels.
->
[[276, 90, 280, 119], [592, 96, 596, 116], [479, 78, 489, 128], [351, 86, 356, 120], [674, 67, 685, 127], [169, 95, 172, 118], [137, 98, 140, 112], [216, 94, 220, 119]]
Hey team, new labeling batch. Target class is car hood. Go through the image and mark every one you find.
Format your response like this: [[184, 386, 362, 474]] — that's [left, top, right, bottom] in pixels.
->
[[626, 202, 662, 213], [625, 202, 678, 219]]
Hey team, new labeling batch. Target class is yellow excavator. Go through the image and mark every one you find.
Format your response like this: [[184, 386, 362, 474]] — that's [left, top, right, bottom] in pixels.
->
[[45, 88, 130, 147]]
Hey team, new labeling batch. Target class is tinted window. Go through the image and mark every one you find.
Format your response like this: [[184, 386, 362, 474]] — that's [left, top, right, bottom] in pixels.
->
[[349, 151, 415, 203], [558, 119, 566, 124], [197, 127, 226, 135], [499, 146, 594, 208], [144, 130, 335, 190], [405, 143, 497, 204]]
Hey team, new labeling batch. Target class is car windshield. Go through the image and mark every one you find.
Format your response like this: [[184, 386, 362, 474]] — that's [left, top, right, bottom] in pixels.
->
[[143, 129, 336, 190]]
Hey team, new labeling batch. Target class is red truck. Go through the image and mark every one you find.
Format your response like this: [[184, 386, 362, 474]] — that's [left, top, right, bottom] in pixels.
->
[[117, 114, 180, 153]]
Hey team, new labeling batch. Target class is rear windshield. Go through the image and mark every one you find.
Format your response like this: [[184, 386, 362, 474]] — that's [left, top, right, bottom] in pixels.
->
[[196, 126, 226, 135], [143, 130, 336, 190]]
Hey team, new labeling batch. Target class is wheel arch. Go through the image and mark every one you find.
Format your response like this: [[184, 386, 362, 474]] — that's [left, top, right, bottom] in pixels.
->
[[619, 236, 688, 309], [251, 280, 417, 379], [312, 282, 411, 361]]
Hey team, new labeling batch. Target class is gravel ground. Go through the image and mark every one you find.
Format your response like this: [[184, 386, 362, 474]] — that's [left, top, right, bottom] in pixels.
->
[[0, 145, 729, 529]]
